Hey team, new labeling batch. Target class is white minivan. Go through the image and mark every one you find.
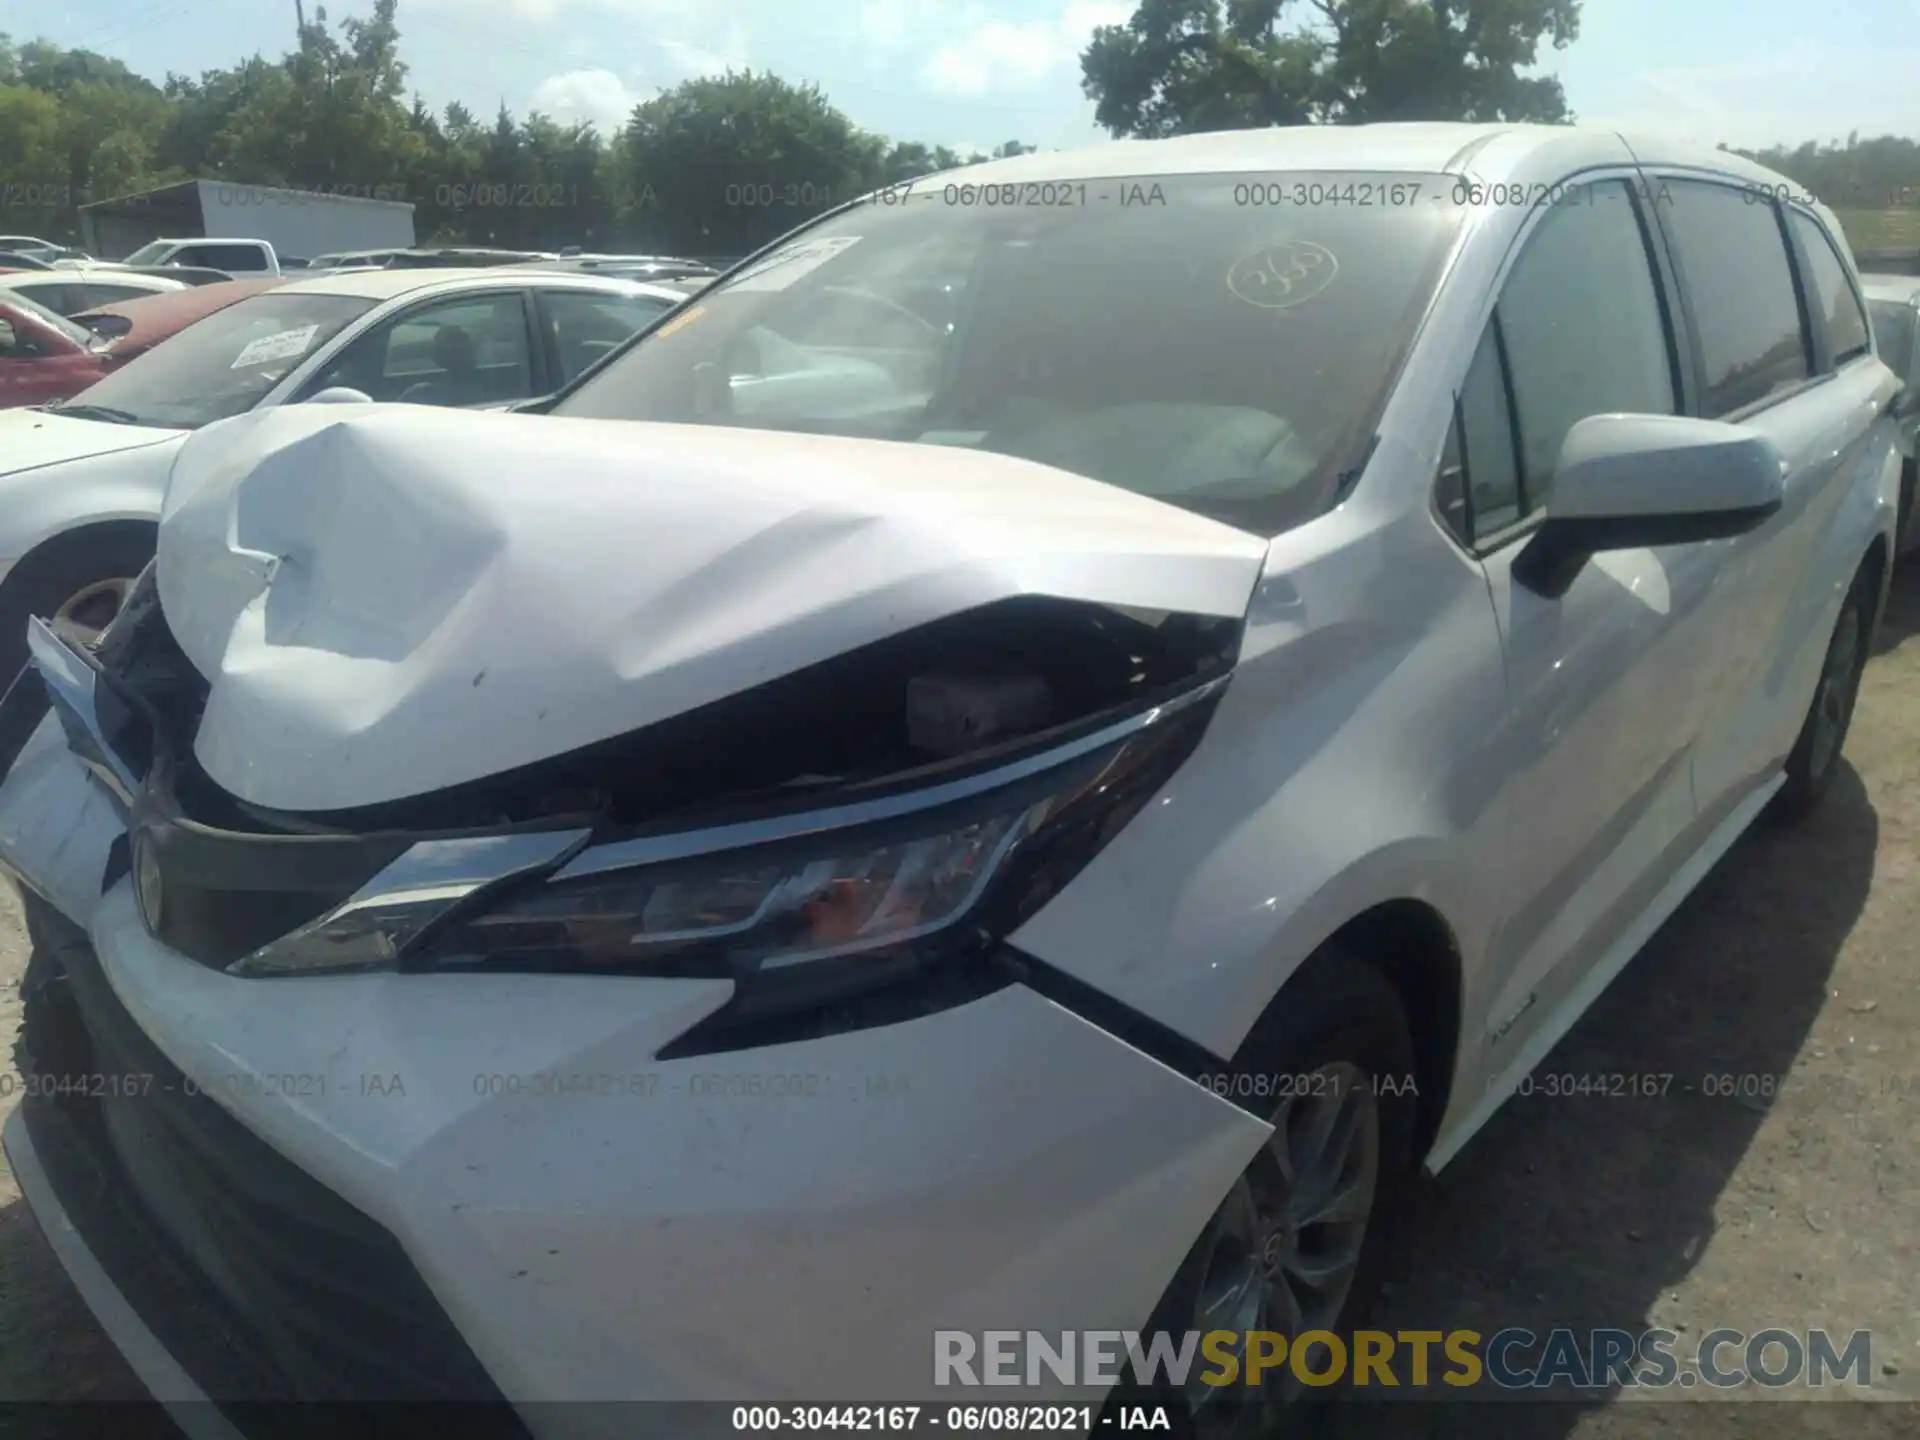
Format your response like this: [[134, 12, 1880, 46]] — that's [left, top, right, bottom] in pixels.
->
[[0, 124, 1899, 1439]]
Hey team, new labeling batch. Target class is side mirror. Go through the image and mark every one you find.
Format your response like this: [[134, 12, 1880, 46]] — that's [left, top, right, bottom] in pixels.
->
[[303, 386, 375, 405], [0, 319, 14, 352], [1513, 413, 1787, 598], [77, 313, 133, 341]]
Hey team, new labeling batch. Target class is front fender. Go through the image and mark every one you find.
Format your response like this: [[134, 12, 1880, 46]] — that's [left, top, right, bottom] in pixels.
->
[[1011, 491, 1511, 1070], [0, 440, 181, 568]]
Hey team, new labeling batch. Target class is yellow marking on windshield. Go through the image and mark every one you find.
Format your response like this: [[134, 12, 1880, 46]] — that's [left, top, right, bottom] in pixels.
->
[[652, 304, 707, 339], [1227, 241, 1339, 310]]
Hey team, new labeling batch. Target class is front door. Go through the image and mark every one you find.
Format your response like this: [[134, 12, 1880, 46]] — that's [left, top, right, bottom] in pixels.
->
[[1449, 175, 1724, 1072]]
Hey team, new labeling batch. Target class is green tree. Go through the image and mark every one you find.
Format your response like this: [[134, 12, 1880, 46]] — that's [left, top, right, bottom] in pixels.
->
[[1081, 0, 1580, 138], [0, 80, 67, 235], [211, 1, 423, 192], [620, 70, 890, 256]]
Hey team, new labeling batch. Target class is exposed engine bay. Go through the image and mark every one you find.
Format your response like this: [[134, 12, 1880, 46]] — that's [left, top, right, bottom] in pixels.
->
[[94, 565, 1240, 837]]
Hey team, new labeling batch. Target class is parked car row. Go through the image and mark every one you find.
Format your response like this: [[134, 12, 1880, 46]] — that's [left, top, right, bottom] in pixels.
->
[[3, 233, 718, 288], [0, 266, 692, 665], [0, 125, 1906, 1440]]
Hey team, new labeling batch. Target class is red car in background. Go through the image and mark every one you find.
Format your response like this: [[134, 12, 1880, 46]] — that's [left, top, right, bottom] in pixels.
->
[[0, 278, 291, 408], [0, 294, 115, 408]]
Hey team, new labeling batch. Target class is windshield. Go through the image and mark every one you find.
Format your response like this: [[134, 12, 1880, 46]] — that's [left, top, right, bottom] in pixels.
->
[[7, 290, 95, 347], [120, 242, 177, 266], [59, 292, 376, 429], [555, 170, 1465, 533], [1869, 298, 1916, 385]]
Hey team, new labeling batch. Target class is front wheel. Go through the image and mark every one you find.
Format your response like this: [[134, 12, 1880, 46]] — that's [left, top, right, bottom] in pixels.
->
[[1119, 949, 1418, 1438], [1772, 568, 1874, 822]]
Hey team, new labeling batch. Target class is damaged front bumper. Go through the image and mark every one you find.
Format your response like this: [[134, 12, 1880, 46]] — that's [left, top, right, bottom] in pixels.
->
[[0, 626, 1272, 1436]]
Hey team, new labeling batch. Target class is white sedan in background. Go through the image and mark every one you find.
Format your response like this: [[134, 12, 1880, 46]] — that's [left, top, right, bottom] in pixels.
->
[[0, 267, 687, 674], [0, 266, 187, 317]]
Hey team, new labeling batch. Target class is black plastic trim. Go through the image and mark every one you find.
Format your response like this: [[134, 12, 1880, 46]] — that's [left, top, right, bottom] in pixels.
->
[[1512, 500, 1784, 599], [998, 945, 1228, 1079]]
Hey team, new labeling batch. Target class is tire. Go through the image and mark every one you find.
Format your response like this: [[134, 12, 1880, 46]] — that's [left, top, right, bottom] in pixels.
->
[[1113, 946, 1419, 1439], [1772, 564, 1874, 822], [0, 524, 156, 695], [1899, 462, 1915, 552]]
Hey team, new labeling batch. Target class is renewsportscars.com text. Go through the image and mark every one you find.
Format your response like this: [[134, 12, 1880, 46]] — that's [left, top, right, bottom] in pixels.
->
[[933, 1327, 1875, 1390]]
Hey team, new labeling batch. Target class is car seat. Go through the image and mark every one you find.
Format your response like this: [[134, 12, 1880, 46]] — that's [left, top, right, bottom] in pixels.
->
[[397, 325, 480, 406]]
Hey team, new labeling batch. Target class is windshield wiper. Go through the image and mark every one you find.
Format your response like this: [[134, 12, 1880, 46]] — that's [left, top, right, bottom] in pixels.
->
[[49, 403, 143, 425]]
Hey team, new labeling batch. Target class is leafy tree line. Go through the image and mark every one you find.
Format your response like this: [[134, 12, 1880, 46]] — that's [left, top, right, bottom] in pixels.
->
[[1732, 134, 1920, 213], [5, 0, 1915, 262], [0, 0, 1035, 258]]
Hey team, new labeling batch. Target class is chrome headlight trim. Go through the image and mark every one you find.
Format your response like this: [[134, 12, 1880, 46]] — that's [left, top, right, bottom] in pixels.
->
[[551, 673, 1230, 884], [226, 828, 593, 975], [224, 672, 1229, 978]]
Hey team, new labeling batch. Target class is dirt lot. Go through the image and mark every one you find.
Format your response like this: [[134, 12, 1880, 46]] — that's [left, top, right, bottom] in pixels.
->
[[4, 573, 1920, 1439]]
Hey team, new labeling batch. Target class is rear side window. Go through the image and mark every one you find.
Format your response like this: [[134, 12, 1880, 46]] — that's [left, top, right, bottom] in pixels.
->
[[1658, 180, 1809, 417], [1787, 212, 1871, 364], [182, 244, 268, 272]]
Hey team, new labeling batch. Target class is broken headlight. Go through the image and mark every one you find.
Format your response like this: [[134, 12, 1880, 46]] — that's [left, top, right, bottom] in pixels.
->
[[406, 686, 1221, 1008], [420, 804, 1041, 977]]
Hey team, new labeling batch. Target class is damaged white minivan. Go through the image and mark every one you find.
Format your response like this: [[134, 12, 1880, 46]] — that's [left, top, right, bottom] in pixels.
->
[[0, 125, 1900, 1440]]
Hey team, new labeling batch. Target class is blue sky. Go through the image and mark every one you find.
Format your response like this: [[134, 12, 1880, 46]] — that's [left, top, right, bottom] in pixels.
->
[[1, 0, 1914, 155]]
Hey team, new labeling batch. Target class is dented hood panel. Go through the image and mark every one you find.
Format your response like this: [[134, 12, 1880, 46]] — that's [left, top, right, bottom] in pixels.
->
[[158, 405, 1269, 813]]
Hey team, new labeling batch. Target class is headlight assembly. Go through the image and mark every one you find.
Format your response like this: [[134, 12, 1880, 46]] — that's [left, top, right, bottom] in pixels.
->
[[230, 678, 1225, 1041], [424, 806, 1042, 977]]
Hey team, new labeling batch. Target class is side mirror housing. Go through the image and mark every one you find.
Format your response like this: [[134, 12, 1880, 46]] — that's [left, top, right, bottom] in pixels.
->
[[303, 386, 375, 405], [1513, 413, 1787, 598], [77, 313, 133, 341], [0, 318, 15, 352]]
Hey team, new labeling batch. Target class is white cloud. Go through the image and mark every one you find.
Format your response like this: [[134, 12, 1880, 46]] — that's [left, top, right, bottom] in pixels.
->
[[860, 0, 912, 54], [657, 32, 750, 81], [922, 2, 1131, 98], [530, 68, 641, 130], [410, 0, 701, 17]]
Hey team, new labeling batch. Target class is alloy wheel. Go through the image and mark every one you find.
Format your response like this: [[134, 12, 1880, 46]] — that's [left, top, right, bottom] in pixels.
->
[[1181, 1062, 1382, 1437]]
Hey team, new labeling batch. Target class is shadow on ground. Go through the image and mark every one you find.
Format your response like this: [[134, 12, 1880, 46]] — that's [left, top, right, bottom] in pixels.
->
[[1870, 553, 1920, 656], [1313, 756, 1886, 1439]]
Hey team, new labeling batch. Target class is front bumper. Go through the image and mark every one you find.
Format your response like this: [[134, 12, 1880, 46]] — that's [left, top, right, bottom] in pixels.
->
[[1, 714, 1270, 1429]]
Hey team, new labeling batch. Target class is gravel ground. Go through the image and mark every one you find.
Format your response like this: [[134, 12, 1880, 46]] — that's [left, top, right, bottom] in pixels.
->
[[4, 570, 1920, 1439]]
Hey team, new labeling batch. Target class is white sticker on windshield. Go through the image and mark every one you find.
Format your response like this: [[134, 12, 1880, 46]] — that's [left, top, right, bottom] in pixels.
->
[[727, 235, 863, 293], [230, 323, 321, 369]]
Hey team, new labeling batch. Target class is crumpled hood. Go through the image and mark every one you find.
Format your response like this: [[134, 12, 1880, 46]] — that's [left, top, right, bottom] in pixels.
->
[[0, 407, 183, 478], [157, 404, 1270, 813]]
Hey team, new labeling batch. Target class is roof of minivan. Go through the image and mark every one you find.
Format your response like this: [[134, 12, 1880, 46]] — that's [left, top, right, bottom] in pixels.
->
[[928, 123, 1796, 189]]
